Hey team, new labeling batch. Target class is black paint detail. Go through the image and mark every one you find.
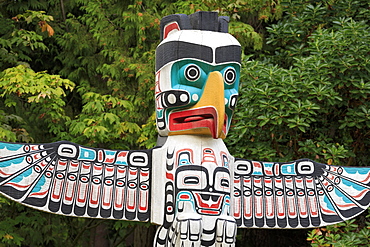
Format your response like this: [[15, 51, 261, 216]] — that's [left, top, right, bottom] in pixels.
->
[[100, 208, 111, 218], [189, 11, 219, 32], [113, 209, 123, 219], [61, 203, 73, 214], [87, 206, 99, 217], [160, 14, 191, 40], [156, 41, 213, 71], [160, 12, 230, 41], [74, 205, 86, 216], [215, 46, 241, 64], [23, 196, 48, 207], [48, 200, 61, 213]]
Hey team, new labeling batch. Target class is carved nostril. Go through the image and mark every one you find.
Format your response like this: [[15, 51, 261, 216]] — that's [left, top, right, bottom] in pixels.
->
[[229, 95, 238, 109], [167, 94, 176, 105], [180, 93, 188, 102]]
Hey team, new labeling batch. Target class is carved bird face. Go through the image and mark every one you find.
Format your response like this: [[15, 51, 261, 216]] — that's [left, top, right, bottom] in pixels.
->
[[155, 29, 241, 139]]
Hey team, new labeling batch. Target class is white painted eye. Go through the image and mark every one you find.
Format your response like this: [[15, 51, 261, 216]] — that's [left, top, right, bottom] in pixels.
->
[[224, 67, 236, 84], [184, 64, 200, 81]]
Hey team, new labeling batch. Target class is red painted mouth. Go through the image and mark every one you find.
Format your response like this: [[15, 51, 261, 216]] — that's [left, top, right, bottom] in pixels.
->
[[194, 192, 224, 215], [169, 107, 218, 137]]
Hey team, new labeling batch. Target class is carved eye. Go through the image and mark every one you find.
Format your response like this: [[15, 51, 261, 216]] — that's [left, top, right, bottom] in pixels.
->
[[220, 178, 229, 188], [184, 176, 200, 185], [184, 64, 201, 81], [224, 67, 236, 84]]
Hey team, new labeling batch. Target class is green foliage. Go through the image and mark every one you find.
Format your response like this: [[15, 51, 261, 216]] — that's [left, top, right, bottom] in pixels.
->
[[307, 210, 370, 246], [227, 2, 370, 166], [0, 64, 75, 141], [226, 0, 370, 246]]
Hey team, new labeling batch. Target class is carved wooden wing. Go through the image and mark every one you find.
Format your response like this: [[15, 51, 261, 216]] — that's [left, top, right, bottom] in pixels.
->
[[233, 158, 370, 228], [0, 141, 151, 222]]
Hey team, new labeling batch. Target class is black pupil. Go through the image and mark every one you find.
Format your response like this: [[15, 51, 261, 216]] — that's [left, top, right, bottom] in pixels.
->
[[186, 65, 199, 80], [189, 69, 197, 77], [225, 69, 235, 83]]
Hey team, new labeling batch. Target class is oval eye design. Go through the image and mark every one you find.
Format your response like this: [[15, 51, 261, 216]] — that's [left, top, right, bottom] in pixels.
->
[[185, 64, 201, 81], [224, 67, 236, 84], [184, 176, 200, 185]]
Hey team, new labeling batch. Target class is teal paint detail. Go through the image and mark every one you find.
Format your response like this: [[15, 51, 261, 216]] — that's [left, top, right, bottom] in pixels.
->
[[342, 178, 367, 192], [78, 147, 96, 161], [333, 187, 353, 204], [323, 195, 336, 213], [343, 167, 370, 175], [30, 175, 46, 193], [281, 163, 296, 175], [0, 143, 23, 151], [10, 167, 33, 183], [0, 157, 25, 168], [163, 59, 240, 133]]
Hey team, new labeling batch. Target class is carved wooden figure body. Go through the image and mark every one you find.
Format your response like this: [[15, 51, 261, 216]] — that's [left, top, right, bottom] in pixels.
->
[[1, 11, 370, 247]]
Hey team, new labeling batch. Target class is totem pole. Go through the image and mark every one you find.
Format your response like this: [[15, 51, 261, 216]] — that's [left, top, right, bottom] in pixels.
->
[[1, 11, 370, 247]]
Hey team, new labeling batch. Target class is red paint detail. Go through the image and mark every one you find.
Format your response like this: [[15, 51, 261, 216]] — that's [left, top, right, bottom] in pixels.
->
[[169, 107, 218, 138], [6, 182, 30, 189], [77, 184, 88, 203], [255, 197, 263, 217], [194, 192, 223, 210], [98, 150, 103, 162], [0, 169, 11, 176], [244, 197, 252, 218], [141, 171, 149, 176], [352, 189, 369, 198], [117, 151, 128, 157], [288, 198, 296, 216], [102, 187, 112, 207], [29, 190, 48, 197], [277, 201, 286, 217], [114, 188, 124, 208], [90, 185, 101, 205], [179, 194, 190, 200], [166, 172, 174, 181], [163, 22, 180, 39], [253, 161, 262, 168], [234, 198, 241, 218], [105, 158, 114, 164], [129, 170, 137, 175], [126, 190, 136, 210], [58, 160, 67, 166], [275, 163, 280, 176], [320, 205, 337, 214], [52, 180, 62, 200], [200, 209, 219, 215], [64, 182, 75, 202], [139, 191, 148, 211], [360, 172, 370, 183], [265, 169, 273, 176], [202, 148, 216, 164]]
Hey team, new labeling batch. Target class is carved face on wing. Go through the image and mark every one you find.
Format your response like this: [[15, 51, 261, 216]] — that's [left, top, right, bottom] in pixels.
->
[[155, 12, 241, 139]]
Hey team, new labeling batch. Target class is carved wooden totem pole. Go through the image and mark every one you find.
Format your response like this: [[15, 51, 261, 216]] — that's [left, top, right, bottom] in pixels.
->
[[1, 11, 370, 247]]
